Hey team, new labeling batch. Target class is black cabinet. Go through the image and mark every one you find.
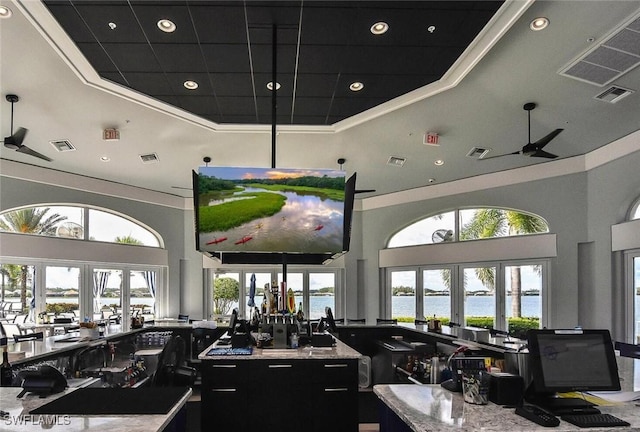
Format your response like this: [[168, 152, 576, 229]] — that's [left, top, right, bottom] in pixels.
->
[[201, 357, 358, 432]]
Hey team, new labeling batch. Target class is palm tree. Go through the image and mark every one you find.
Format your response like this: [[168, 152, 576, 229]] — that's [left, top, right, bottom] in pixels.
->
[[115, 235, 144, 245], [460, 209, 547, 317], [0, 207, 67, 310]]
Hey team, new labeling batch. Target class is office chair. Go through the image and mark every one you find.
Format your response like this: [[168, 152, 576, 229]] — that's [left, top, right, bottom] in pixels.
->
[[154, 335, 196, 387], [191, 327, 219, 359], [347, 318, 366, 324], [14, 331, 44, 342], [376, 318, 397, 325]]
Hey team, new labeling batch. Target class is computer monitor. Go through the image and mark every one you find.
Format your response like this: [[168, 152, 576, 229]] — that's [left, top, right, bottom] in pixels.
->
[[227, 308, 238, 337], [525, 329, 621, 411]]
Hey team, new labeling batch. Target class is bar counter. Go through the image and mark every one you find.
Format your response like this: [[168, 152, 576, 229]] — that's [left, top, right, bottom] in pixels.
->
[[0, 386, 191, 432], [374, 384, 640, 432], [198, 338, 362, 431], [197, 337, 362, 360], [375, 357, 640, 432]]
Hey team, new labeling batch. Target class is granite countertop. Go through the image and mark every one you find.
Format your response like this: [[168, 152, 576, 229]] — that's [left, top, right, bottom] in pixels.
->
[[198, 337, 362, 360], [374, 384, 640, 432], [0, 387, 191, 432], [6, 326, 142, 366]]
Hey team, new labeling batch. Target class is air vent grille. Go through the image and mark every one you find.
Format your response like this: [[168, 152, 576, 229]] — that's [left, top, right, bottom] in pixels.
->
[[466, 147, 490, 159], [50, 140, 75, 152], [387, 156, 406, 167], [594, 85, 635, 103], [140, 153, 159, 163], [560, 13, 640, 86]]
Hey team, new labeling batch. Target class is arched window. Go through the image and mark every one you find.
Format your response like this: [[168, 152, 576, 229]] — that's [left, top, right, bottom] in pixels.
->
[[388, 207, 549, 248], [0, 204, 162, 247], [630, 197, 640, 220]]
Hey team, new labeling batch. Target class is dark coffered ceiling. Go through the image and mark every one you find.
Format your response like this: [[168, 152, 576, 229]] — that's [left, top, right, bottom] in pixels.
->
[[42, 1, 503, 125]]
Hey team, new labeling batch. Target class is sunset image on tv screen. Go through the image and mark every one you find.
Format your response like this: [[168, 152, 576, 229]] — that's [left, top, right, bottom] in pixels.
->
[[197, 167, 346, 254]]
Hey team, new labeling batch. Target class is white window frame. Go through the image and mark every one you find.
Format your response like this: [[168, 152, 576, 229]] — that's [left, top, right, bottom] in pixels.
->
[[0, 258, 165, 327], [624, 250, 640, 344], [205, 267, 343, 321], [384, 259, 549, 331]]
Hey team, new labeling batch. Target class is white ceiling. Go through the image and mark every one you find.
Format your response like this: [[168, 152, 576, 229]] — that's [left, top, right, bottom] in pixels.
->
[[2, 0, 640, 203]]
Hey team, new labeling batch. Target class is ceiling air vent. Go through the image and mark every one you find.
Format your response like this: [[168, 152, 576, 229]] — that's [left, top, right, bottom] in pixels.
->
[[466, 146, 490, 159], [560, 13, 640, 86], [50, 140, 75, 152], [594, 85, 635, 103], [387, 156, 406, 167], [139, 153, 159, 163]]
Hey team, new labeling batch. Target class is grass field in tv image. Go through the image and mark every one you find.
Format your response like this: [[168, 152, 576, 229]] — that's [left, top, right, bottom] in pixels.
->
[[198, 167, 346, 254]]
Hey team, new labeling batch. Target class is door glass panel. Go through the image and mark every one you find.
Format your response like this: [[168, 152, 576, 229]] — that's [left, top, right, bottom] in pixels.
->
[[130, 270, 156, 322], [505, 265, 541, 334], [423, 269, 450, 322], [635, 257, 640, 344], [45, 266, 80, 321], [309, 273, 335, 320], [93, 269, 123, 321], [0, 263, 35, 321], [243, 272, 270, 319], [391, 270, 416, 320], [213, 272, 240, 318], [277, 272, 304, 316], [464, 267, 495, 328]]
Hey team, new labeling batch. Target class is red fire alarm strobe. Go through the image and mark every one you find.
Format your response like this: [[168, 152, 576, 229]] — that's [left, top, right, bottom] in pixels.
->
[[424, 132, 439, 146], [103, 128, 120, 141]]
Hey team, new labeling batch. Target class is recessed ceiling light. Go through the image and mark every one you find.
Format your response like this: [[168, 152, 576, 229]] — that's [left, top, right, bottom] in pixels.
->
[[370, 22, 389, 35], [434, 159, 445, 166], [100, 156, 111, 162], [0, 5, 12, 18], [108, 22, 117, 30], [157, 19, 176, 33], [530, 17, 549, 31], [183, 80, 198, 90], [349, 82, 364, 92], [266, 81, 281, 91]]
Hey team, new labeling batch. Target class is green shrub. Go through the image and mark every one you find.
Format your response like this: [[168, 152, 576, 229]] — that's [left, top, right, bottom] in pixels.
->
[[46, 303, 78, 314], [396, 315, 539, 339]]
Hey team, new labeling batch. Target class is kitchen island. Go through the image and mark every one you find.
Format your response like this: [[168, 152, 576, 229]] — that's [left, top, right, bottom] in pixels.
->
[[198, 338, 361, 432]]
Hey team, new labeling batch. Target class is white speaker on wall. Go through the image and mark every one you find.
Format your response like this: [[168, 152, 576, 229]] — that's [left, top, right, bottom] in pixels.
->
[[358, 356, 371, 388]]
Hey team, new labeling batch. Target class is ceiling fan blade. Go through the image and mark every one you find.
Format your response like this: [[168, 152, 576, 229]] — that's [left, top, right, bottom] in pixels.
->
[[12, 127, 28, 145], [479, 150, 521, 160], [16, 145, 53, 162], [530, 149, 558, 159], [532, 128, 563, 149], [355, 189, 376, 194]]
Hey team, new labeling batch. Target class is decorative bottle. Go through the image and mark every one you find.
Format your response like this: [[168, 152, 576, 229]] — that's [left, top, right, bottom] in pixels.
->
[[0, 322, 11, 386]]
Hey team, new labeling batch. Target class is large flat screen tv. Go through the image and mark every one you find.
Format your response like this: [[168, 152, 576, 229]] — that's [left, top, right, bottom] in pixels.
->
[[194, 167, 355, 264]]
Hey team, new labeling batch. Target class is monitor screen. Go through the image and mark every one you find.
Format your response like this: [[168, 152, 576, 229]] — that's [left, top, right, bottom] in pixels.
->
[[526, 329, 621, 394], [195, 167, 353, 260], [227, 308, 238, 337]]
